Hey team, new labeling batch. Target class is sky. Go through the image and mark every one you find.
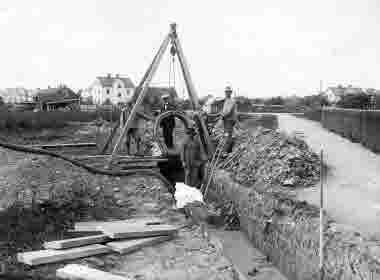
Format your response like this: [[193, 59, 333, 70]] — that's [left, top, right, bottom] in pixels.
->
[[0, 0, 379, 98]]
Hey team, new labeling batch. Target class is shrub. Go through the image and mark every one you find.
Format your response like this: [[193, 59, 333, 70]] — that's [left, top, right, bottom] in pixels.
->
[[0, 110, 105, 131]]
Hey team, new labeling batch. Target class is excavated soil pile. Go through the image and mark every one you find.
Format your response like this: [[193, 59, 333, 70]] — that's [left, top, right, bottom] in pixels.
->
[[209, 126, 380, 280], [220, 126, 320, 190]]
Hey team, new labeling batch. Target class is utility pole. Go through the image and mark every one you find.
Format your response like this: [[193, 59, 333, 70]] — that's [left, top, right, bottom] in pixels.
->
[[319, 149, 325, 280]]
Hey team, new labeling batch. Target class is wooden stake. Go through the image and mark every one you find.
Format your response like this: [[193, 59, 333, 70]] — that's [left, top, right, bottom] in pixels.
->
[[319, 149, 324, 280]]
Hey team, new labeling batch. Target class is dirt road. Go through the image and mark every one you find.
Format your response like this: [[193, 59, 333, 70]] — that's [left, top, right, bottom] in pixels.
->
[[274, 113, 380, 236]]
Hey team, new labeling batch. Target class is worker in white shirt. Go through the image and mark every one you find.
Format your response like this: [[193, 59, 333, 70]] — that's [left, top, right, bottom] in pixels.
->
[[221, 86, 237, 153]]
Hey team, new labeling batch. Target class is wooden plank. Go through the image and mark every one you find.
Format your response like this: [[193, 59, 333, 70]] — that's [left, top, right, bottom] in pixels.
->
[[29, 143, 97, 149], [106, 235, 174, 254], [73, 155, 168, 161], [17, 244, 111, 266], [74, 218, 163, 232], [43, 234, 109, 250], [56, 264, 128, 280], [98, 223, 178, 239]]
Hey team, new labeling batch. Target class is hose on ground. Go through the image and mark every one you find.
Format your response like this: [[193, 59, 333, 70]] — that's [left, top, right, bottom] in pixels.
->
[[0, 140, 174, 192]]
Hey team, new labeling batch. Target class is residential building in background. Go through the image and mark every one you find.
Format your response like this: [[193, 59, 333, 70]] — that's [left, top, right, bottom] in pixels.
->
[[326, 85, 363, 105], [82, 74, 135, 105], [0, 87, 34, 103], [34, 86, 79, 111]]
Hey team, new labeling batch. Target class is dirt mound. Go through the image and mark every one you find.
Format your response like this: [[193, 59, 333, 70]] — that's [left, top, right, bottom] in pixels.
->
[[217, 126, 320, 190]]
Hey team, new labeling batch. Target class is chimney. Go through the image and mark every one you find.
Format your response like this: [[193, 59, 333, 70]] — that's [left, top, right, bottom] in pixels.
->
[[107, 73, 111, 78]]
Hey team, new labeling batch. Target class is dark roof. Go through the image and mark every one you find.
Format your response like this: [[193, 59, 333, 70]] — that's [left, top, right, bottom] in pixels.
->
[[132, 87, 178, 102], [96, 76, 135, 88], [35, 87, 78, 103]]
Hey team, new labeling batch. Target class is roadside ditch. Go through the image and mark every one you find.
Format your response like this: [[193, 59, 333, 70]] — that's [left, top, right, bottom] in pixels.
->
[[207, 123, 380, 280]]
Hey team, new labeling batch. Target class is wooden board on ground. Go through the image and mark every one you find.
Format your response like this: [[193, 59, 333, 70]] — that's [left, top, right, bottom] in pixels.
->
[[74, 218, 163, 232], [106, 235, 174, 254], [57, 264, 128, 280], [17, 244, 111, 266], [29, 143, 97, 149], [98, 223, 178, 239], [118, 162, 158, 168], [43, 234, 109, 250]]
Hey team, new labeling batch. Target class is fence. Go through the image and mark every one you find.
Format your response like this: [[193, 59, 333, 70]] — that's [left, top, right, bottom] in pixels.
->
[[321, 108, 380, 153]]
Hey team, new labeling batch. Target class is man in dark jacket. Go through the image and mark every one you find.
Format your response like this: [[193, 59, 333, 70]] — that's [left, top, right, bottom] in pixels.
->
[[123, 101, 154, 155], [160, 94, 177, 148], [181, 125, 204, 188]]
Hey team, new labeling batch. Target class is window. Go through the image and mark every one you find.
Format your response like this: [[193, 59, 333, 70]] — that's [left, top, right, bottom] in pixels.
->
[[106, 89, 110, 94]]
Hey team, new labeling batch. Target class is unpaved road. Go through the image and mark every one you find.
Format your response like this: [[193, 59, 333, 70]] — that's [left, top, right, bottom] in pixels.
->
[[273, 113, 380, 236]]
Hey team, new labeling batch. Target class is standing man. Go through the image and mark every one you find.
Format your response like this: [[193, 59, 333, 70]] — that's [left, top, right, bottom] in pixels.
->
[[160, 93, 177, 148], [221, 86, 237, 153], [123, 101, 154, 156], [181, 125, 203, 188]]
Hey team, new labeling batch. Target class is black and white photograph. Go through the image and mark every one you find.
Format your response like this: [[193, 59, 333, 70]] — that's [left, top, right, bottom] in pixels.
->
[[0, 0, 379, 279]]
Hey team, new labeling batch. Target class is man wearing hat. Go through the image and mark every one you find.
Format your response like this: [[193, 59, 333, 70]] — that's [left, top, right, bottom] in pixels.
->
[[181, 124, 203, 188], [221, 86, 237, 153], [160, 93, 177, 148]]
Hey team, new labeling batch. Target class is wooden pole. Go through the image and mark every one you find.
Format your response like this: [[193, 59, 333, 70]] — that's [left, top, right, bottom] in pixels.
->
[[108, 34, 171, 162], [319, 149, 324, 280]]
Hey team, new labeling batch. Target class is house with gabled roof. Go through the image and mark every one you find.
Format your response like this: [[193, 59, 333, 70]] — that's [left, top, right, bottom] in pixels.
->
[[82, 73, 135, 105], [34, 86, 79, 111]]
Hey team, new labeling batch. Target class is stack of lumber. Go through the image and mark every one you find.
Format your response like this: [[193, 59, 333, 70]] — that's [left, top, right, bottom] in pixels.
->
[[17, 217, 179, 267]]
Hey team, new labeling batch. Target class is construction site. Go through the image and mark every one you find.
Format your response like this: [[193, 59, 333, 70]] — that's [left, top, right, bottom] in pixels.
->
[[1, 22, 380, 280]]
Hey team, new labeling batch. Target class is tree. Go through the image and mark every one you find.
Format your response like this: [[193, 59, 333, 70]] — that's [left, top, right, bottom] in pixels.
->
[[336, 92, 370, 109], [264, 96, 284, 106], [251, 98, 265, 104], [0, 96, 4, 106]]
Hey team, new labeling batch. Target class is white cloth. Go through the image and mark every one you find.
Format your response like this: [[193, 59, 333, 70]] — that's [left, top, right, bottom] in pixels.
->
[[174, 182, 204, 209]]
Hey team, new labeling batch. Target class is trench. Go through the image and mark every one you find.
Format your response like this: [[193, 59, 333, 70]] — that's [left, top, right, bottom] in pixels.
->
[[202, 115, 380, 280], [206, 165, 380, 280]]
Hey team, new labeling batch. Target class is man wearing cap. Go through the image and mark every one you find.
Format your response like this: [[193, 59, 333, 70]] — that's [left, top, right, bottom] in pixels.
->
[[181, 125, 203, 188], [160, 93, 177, 148], [221, 86, 237, 153]]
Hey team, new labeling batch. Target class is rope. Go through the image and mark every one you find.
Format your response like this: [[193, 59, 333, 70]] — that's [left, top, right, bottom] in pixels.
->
[[172, 56, 176, 88]]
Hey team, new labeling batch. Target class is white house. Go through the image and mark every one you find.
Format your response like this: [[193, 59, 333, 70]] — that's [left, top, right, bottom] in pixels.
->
[[82, 74, 135, 105], [325, 85, 363, 105]]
